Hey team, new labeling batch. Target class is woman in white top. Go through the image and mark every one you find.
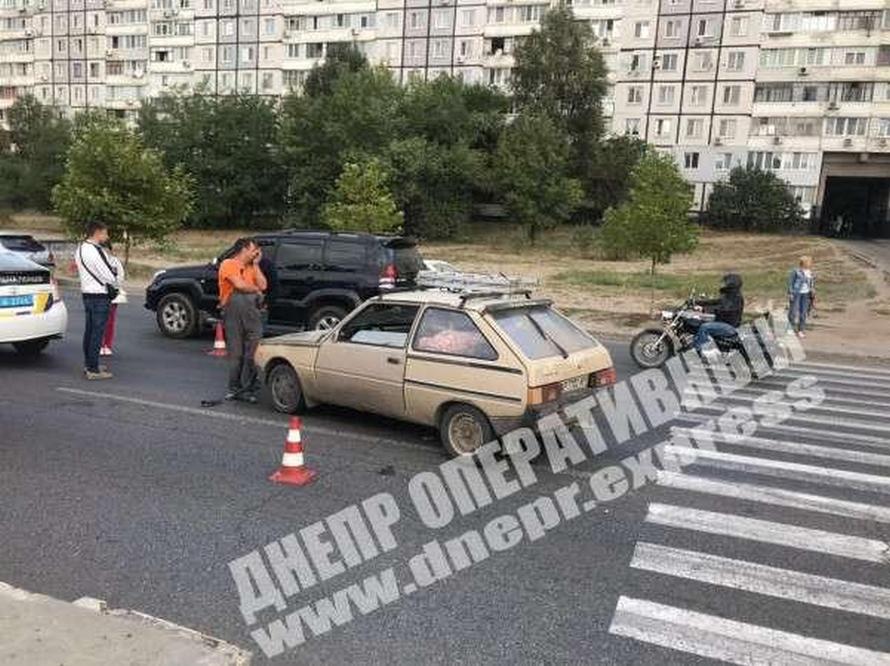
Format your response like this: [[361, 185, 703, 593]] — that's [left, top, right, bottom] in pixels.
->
[[100, 243, 127, 356], [787, 255, 815, 338]]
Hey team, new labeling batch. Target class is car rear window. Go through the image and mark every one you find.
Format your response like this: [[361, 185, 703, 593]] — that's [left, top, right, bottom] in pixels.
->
[[490, 306, 595, 360], [413, 308, 497, 360], [325, 240, 366, 271], [0, 235, 44, 252], [380, 240, 423, 278]]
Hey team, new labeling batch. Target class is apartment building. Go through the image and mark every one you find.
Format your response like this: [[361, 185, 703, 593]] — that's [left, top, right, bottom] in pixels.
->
[[1, 0, 889, 234]]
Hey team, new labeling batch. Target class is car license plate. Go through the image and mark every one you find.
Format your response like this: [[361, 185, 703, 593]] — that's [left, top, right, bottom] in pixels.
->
[[0, 295, 33, 309], [561, 375, 588, 393]]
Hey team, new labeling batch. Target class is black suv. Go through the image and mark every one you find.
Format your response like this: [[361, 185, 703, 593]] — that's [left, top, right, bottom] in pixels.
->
[[145, 230, 423, 338]]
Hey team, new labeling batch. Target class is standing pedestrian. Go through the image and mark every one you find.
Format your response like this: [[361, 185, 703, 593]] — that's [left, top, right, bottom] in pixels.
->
[[74, 222, 120, 379], [787, 255, 815, 338], [218, 237, 267, 402], [100, 241, 126, 357]]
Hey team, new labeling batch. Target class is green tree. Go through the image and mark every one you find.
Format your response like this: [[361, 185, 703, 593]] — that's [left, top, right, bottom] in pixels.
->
[[383, 137, 483, 239], [511, 7, 608, 177], [322, 158, 402, 233], [303, 43, 369, 98], [583, 134, 648, 218], [52, 115, 194, 264], [279, 65, 402, 225], [707, 166, 805, 232], [600, 151, 697, 278], [0, 95, 71, 211], [492, 114, 582, 242], [137, 94, 285, 228]]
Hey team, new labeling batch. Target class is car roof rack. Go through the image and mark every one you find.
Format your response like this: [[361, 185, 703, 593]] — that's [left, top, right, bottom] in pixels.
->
[[416, 271, 539, 304]]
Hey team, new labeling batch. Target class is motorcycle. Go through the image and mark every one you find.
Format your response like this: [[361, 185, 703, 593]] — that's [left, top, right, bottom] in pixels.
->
[[630, 293, 748, 369]]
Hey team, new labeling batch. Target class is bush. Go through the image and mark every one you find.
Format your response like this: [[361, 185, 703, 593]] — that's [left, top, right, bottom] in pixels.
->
[[707, 166, 806, 232]]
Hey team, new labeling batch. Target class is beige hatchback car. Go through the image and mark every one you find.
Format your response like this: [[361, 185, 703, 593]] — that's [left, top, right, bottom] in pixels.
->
[[255, 288, 616, 457]]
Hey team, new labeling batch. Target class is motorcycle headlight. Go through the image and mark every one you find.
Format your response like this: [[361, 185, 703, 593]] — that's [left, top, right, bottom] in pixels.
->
[[661, 310, 674, 320]]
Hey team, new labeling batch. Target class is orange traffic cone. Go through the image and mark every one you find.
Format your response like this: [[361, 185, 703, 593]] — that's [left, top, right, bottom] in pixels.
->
[[269, 417, 317, 486], [207, 321, 227, 357]]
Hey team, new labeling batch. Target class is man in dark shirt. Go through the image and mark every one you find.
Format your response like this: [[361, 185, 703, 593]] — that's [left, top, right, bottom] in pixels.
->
[[693, 273, 744, 353]]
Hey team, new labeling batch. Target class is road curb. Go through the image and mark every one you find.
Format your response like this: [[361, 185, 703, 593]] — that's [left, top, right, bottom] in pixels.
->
[[0, 581, 252, 665]]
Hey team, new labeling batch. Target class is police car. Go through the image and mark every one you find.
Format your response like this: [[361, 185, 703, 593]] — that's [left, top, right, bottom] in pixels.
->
[[0, 249, 67, 356]]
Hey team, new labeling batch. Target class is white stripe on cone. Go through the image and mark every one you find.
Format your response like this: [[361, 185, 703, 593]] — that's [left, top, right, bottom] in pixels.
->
[[281, 452, 304, 467], [286, 430, 302, 444]]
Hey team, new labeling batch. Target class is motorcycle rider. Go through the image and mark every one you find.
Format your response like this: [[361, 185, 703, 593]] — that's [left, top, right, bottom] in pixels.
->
[[693, 273, 744, 354]]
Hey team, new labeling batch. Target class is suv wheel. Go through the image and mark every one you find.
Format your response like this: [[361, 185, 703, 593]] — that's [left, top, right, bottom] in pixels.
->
[[268, 363, 305, 414], [309, 304, 348, 331], [13, 338, 50, 357], [439, 403, 494, 457], [157, 293, 198, 339]]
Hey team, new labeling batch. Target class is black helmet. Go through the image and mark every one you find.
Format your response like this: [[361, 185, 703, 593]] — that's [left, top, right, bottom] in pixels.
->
[[721, 273, 742, 291]]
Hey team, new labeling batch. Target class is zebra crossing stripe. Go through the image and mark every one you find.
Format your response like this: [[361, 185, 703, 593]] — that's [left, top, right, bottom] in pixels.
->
[[610, 596, 890, 665], [669, 427, 890, 466], [797, 361, 890, 378], [700, 386, 890, 410], [717, 378, 890, 402], [662, 446, 890, 495], [676, 411, 890, 448], [674, 407, 890, 436], [784, 365, 890, 383], [630, 542, 890, 620], [656, 471, 890, 524], [646, 503, 890, 564], [683, 391, 890, 422]]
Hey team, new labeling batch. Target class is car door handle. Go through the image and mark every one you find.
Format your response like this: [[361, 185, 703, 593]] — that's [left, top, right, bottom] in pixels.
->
[[387, 357, 402, 365]]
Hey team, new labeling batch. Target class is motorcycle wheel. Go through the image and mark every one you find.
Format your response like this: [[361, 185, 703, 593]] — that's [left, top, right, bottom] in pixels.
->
[[631, 329, 674, 368]]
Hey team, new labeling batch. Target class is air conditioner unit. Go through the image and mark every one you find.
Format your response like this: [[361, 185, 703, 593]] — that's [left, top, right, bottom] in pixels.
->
[[733, 0, 743, 7], [163, 9, 172, 17], [456, 55, 465, 63], [772, 135, 782, 144], [879, 138, 888, 147], [182, 59, 190, 68], [105, 48, 115, 56], [350, 28, 359, 36], [827, 100, 839, 110], [39, 74, 48, 81], [694, 36, 702, 45], [24, 28, 33, 36], [843, 137, 853, 147], [601, 37, 610, 47], [134, 71, 144, 78], [798, 66, 807, 76], [713, 137, 723, 146]]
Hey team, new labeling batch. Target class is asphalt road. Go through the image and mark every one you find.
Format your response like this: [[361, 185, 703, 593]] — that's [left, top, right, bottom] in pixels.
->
[[2, 294, 889, 665]]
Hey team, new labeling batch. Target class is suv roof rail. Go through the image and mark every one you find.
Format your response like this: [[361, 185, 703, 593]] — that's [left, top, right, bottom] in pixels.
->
[[416, 271, 539, 303]]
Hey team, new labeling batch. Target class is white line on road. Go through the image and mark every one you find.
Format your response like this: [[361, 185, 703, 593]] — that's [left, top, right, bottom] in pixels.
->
[[610, 596, 890, 665], [684, 390, 890, 422], [55, 386, 427, 452], [677, 412, 890, 448], [646, 503, 890, 564], [797, 361, 890, 378], [630, 542, 890, 620], [670, 426, 890, 464], [679, 404, 890, 435], [714, 378, 890, 402], [694, 386, 890, 410], [656, 471, 890, 524], [663, 446, 890, 495]]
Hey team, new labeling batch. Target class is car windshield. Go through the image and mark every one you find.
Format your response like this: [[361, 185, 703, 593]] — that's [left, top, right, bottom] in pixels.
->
[[0, 235, 44, 252], [490, 306, 596, 360]]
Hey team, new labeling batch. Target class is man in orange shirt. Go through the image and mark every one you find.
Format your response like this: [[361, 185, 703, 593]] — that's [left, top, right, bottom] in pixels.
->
[[218, 237, 268, 402]]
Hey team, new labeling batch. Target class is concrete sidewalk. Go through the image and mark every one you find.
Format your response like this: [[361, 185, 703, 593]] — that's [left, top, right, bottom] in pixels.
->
[[0, 582, 250, 666]]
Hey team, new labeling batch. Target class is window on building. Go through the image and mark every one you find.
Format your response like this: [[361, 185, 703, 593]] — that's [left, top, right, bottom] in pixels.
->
[[461, 9, 477, 27], [689, 85, 708, 106], [664, 20, 681, 38], [824, 117, 867, 136], [634, 21, 649, 38], [694, 51, 714, 70], [722, 85, 740, 105], [715, 152, 733, 170], [726, 51, 745, 71], [686, 118, 703, 138], [717, 119, 737, 138], [696, 19, 711, 37], [264, 18, 275, 35], [627, 86, 643, 104], [657, 85, 674, 105], [684, 152, 699, 169], [844, 51, 866, 65], [730, 16, 748, 36], [874, 118, 890, 137], [434, 9, 449, 29], [409, 11, 422, 28], [306, 42, 323, 58], [661, 53, 678, 71], [625, 118, 641, 135], [654, 118, 671, 137]]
